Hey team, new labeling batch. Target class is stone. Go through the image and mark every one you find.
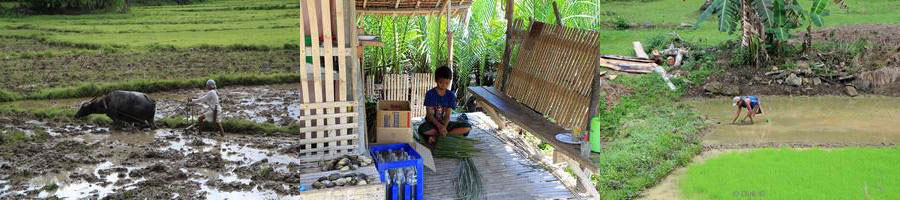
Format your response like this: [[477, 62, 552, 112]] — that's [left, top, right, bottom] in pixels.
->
[[703, 81, 739, 96], [786, 73, 803, 87], [812, 77, 822, 85], [722, 86, 740, 96], [845, 85, 858, 97], [703, 81, 723, 93]]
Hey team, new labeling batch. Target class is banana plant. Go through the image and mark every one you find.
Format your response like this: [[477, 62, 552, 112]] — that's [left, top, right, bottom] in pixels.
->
[[698, 0, 841, 64]]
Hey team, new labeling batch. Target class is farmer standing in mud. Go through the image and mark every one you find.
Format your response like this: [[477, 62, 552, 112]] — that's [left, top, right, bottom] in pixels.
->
[[192, 79, 225, 136], [731, 96, 764, 124]]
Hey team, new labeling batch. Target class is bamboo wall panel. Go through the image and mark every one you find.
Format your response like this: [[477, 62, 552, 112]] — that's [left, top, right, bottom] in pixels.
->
[[502, 22, 601, 130]]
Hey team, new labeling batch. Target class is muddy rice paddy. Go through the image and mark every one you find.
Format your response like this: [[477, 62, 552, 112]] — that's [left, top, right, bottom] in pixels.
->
[[0, 84, 377, 199], [688, 96, 900, 148]]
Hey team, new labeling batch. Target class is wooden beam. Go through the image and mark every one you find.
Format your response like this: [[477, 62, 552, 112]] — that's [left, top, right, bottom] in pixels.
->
[[336, 0, 351, 156], [477, 100, 506, 130], [633, 41, 649, 59], [395, 0, 401, 8], [567, 159, 601, 199], [350, 0, 368, 153], [415, 0, 420, 8], [363, 0, 368, 8], [298, 0, 312, 153]]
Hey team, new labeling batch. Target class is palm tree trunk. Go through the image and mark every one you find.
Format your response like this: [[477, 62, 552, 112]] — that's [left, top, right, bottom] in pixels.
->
[[740, 0, 767, 66], [740, 0, 756, 48]]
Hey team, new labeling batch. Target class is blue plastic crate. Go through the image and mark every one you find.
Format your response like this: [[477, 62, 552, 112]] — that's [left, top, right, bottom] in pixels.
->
[[369, 144, 425, 200]]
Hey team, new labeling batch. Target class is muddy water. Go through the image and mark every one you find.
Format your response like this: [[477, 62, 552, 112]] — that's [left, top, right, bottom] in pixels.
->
[[689, 96, 900, 148], [153, 84, 306, 126], [1, 84, 307, 126]]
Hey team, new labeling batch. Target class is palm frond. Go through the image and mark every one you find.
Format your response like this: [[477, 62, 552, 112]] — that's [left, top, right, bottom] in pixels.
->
[[697, 0, 741, 34], [753, 0, 775, 28]]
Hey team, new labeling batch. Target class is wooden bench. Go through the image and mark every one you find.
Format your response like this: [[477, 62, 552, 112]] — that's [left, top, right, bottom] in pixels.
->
[[469, 20, 608, 197]]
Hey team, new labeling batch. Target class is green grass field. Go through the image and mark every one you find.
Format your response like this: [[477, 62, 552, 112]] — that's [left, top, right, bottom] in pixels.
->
[[4, 0, 898, 54], [0, 0, 303, 49], [681, 148, 900, 200], [593, 0, 900, 54]]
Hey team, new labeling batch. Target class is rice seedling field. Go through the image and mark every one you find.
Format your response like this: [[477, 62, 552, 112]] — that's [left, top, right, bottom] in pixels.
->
[[681, 148, 900, 200]]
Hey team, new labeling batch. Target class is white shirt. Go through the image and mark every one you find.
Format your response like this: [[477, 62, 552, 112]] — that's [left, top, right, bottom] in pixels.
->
[[193, 90, 221, 112]]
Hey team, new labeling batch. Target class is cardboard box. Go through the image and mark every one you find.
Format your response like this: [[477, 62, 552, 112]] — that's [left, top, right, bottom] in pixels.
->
[[376, 101, 411, 128], [374, 127, 413, 145]]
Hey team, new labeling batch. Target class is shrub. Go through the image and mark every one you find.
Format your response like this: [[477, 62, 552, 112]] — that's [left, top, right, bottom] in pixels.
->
[[131, 0, 206, 6], [20, 0, 124, 14]]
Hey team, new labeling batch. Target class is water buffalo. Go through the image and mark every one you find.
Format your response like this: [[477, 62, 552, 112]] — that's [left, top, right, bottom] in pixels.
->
[[75, 91, 157, 129]]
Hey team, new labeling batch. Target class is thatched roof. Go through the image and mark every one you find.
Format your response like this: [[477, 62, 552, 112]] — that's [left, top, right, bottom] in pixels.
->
[[356, 0, 473, 16]]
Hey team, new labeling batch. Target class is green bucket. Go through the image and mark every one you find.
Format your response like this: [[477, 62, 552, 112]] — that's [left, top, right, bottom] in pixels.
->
[[589, 117, 604, 152]]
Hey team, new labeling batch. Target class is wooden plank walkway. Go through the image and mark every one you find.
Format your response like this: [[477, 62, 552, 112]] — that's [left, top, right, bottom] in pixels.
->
[[422, 113, 576, 200]]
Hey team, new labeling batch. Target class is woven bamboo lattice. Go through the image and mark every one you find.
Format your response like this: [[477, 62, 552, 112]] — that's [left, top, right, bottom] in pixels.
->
[[357, 0, 473, 16], [382, 74, 409, 101], [409, 73, 432, 118], [503, 21, 603, 131], [380, 73, 431, 118], [297, 0, 364, 161]]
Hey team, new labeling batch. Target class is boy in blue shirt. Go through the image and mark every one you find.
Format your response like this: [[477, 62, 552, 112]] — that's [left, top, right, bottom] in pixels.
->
[[417, 66, 472, 145]]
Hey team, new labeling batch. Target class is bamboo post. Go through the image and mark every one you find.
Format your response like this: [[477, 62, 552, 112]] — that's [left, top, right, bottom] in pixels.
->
[[585, 41, 606, 158], [445, 1, 454, 70], [351, 0, 368, 153], [499, 0, 515, 93], [552, 1, 562, 26]]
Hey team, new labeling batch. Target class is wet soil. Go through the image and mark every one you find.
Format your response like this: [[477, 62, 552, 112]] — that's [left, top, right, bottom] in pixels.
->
[[0, 123, 375, 199], [154, 83, 305, 126]]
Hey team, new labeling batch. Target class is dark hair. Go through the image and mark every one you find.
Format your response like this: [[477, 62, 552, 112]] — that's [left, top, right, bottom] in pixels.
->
[[434, 65, 452, 81]]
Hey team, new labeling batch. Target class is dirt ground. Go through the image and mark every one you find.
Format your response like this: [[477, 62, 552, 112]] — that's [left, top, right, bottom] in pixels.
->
[[687, 25, 900, 97]]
